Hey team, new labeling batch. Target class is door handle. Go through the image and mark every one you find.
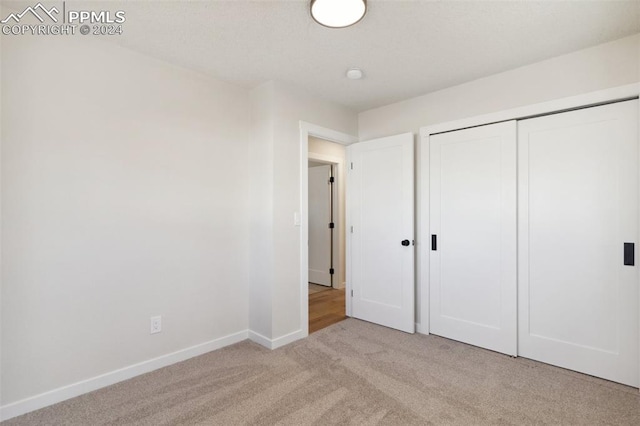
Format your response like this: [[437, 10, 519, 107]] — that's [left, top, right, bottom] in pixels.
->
[[624, 242, 635, 266], [401, 239, 410, 246], [431, 235, 437, 251]]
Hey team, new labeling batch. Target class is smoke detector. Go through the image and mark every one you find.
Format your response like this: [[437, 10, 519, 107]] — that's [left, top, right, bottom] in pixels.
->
[[346, 68, 364, 80]]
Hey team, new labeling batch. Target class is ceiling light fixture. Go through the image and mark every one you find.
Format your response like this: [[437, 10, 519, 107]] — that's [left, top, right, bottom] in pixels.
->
[[311, 0, 367, 29]]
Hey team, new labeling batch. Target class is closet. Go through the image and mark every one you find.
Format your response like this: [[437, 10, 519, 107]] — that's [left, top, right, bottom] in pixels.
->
[[427, 99, 639, 387]]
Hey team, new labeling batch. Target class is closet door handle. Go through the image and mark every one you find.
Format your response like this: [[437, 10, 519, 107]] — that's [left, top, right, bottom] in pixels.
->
[[624, 242, 635, 266], [401, 239, 410, 246], [431, 235, 437, 251]]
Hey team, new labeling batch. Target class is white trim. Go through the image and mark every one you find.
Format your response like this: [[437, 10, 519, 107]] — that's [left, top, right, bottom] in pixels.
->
[[420, 83, 639, 137], [418, 135, 429, 335], [271, 329, 306, 349], [248, 329, 305, 350], [302, 122, 359, 146], [419, 83, 640, 339], [247, 330, 272, 348], [0, 330, 249, 422], [638, 99, 640, 394], [300, 122, 358, 335], [345, 146, 354, 317], [0, 33, 3, 409]]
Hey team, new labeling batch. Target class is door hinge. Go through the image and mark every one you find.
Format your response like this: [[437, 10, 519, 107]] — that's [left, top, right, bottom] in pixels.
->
[[350, 162, 353, 170], [350, 226, 354, 233], [329, 268, 334, 275], [329, 176, 335, 183], [329, 222, 335, 229], [351, 289, 353, 297]]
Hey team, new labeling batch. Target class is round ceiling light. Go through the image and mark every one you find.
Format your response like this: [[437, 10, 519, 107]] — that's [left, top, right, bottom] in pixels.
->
[[311, 0, 367, 29]]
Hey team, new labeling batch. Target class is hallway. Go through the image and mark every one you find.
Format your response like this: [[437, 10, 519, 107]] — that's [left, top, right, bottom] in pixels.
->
[[309, 286, 346, 333]]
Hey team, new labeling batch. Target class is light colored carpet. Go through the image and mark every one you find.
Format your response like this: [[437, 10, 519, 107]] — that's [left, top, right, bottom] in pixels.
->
[[308, 283, 332, 294], [4, 318, 640, 425]]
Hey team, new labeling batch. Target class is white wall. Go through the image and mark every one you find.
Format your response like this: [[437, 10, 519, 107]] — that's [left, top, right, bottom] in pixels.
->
[[0, 29, 3, 407], [308, 137, 346, 288], [248, 82, 275, 339], [309, 137, 347, 158], [248, 82, 357, 343], [1, 35, 250, 406], [359, 34, 640, 140], [271, 83, 357, 338]]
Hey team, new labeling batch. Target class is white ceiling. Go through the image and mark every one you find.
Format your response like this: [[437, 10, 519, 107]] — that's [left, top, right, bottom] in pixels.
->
[[6, 0, 639, 111]]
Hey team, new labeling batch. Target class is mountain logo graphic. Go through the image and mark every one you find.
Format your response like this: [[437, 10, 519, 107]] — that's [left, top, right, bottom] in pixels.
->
[[1, 2, 59, 24]]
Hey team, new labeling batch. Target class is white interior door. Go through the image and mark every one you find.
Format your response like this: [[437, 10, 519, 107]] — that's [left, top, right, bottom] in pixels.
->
[[518, 100, 639, 387], [429, 121, 517, 356], [309, 164, 332, 286], [348, 133, 414, 333]]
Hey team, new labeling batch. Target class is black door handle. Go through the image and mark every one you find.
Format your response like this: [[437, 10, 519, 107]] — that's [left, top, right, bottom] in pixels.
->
[[401, 239, 410, 246], [431, 235, 437, 251], [624, 242, 635, 265]]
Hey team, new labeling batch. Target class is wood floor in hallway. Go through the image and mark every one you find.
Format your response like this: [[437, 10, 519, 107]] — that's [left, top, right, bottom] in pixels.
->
[[308, 287, 346, 333]]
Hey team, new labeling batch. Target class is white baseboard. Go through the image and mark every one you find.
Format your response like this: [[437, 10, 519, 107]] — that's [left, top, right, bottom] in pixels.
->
[[416, 322, 429, 335], [271, 329, 305, 349], [247, 330, 272, 348], [0, 330, 249, 422], [248, 328, 305, 350]]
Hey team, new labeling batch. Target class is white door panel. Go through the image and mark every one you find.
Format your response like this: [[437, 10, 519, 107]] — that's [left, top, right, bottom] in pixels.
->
[[349, 133, 414, 333], [430, 121, 517, 356], [518, 100, 639, 387], [308, 165, 331, 286]]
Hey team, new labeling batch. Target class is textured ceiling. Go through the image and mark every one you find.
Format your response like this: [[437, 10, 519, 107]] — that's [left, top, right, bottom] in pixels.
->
[[4, 0, 639, 111]]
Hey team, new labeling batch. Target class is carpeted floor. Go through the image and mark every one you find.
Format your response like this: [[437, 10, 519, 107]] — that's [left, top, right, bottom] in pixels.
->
[[5, 318, 640, 425]]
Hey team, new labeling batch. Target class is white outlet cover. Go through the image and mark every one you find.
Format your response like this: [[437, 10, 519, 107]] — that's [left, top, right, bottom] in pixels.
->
[[150, 316, 162, 334]]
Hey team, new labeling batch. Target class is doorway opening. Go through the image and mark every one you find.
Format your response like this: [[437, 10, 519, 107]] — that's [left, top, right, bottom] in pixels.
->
[[307, 137, 347, 333], [299, 122, 357, 338], [308, 162, 334, 289]]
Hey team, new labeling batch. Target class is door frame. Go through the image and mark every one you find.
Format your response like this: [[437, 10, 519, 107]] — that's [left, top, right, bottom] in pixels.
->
[[308, 154, 344, 289], [300, 122, 358, 337], [419, 83, 640, 342]]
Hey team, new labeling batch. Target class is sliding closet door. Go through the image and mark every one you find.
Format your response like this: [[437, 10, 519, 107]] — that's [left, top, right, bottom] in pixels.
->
[[518, 100, 639, 387], [429, 121, 517, 356]]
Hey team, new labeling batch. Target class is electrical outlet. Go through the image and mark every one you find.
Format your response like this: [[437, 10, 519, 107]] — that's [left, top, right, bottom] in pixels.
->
[[150, 316, 162, 334]]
